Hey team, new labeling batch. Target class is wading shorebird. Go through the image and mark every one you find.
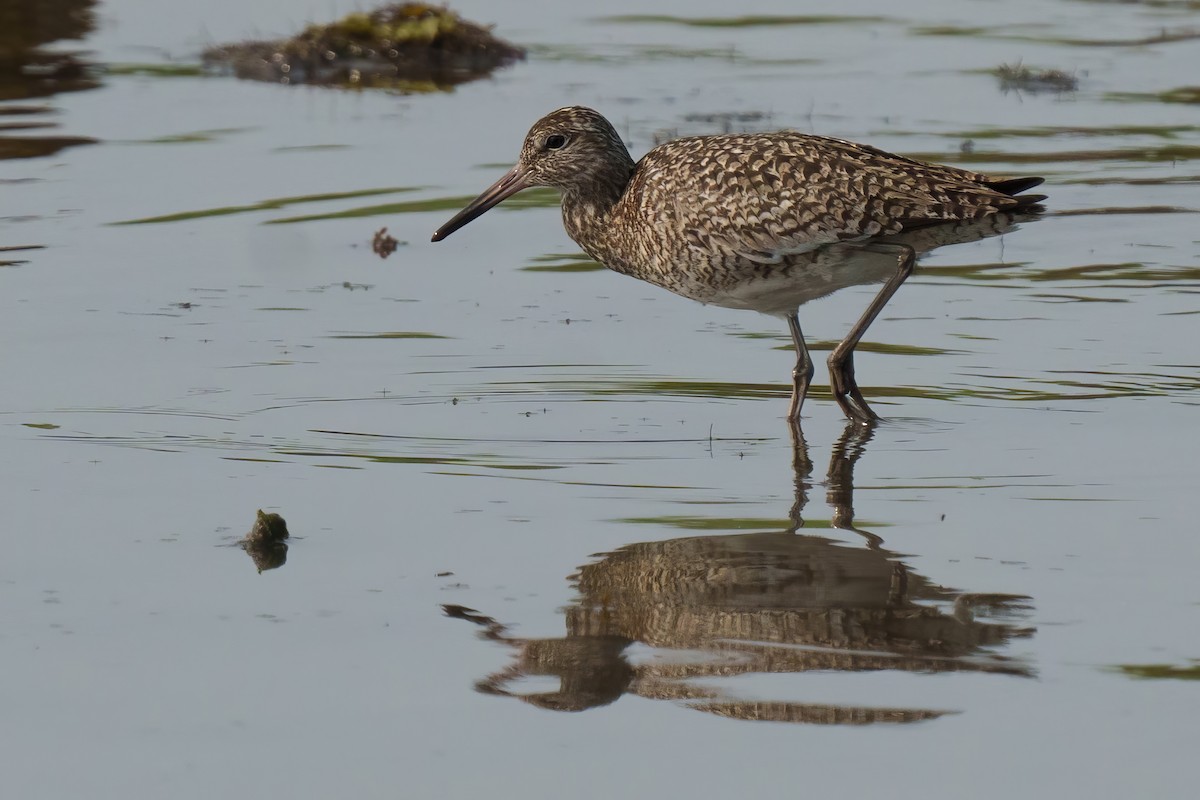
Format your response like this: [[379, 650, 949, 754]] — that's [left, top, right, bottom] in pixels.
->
[[432, 106, 1045, 424]]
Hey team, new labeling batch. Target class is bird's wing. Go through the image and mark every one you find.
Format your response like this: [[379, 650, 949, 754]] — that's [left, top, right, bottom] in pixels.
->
[[633, 133, 1034, 264]]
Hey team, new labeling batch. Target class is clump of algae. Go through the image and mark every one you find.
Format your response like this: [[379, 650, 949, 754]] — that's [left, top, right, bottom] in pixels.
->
[[204, 3, 524, 91]]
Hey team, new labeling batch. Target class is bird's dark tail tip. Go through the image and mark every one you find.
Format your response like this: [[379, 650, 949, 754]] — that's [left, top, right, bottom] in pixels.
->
[[986, 176, 1046, 211], [987, 176, 1045, 196], [1011, 193, 1048, 211]]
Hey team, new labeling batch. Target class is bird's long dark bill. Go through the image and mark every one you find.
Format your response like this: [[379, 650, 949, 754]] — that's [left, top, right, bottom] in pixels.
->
[[431, 166, 530, 242]]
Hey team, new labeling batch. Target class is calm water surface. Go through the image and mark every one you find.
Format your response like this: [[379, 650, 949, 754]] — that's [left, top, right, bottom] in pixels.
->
[[2, 0, 1198, 797]]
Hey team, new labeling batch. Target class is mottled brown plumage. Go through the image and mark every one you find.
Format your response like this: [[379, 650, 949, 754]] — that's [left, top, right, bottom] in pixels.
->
[[432, 106, 1045, 424]]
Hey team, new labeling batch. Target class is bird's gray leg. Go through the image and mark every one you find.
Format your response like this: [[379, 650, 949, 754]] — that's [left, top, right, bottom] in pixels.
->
[[786, 312, 814, 423], [827, 243, 916, 424]]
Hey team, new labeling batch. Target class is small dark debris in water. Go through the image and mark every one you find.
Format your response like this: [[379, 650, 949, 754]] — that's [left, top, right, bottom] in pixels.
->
[[994, 62, 1079, 94], [342, 281, 372, 291], [372, 226, 400, 258], [243, 509, 289, 545], [436, 571, 454, 577], [202, 3, 525, 92], [173, 301, 193, 310], [959, 139, 975, 154], [241, 509, 290, 573]]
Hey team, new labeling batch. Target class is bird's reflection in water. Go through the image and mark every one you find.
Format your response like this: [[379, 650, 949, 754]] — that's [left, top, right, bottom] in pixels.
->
[[446, 424, 1035, 724]]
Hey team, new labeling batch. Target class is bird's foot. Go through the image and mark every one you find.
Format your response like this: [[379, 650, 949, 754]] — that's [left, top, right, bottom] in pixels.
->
[[828, 352, 880, 425]]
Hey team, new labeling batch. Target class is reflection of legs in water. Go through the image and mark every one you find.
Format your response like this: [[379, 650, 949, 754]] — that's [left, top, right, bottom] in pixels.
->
[[786, 422, 906, 601], [785, 420, 884, 548], [826, 243, 916, 424], [827, 420, 884, 549], [785, 422, 814, 533]]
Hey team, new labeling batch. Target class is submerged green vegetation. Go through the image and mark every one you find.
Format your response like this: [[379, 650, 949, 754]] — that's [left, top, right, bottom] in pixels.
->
[[1113, 662, 1200, 681], [110, 187, 421, 225], [610, 515, 888, 531], [522, 253, 605, 273], [1107, 86, 1200, 105], [888, 123, 1200, 141], [329, 331, 450, 339], [916, 24, 1200, 47], [598, 14, 892, 27], [103, 63, 205, 77], [903, 143, 1200, 165], [265, 187, 560, 225]]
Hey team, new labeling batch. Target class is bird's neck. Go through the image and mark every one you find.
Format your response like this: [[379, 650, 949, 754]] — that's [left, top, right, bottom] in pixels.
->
[[560, 159, 635, 245]]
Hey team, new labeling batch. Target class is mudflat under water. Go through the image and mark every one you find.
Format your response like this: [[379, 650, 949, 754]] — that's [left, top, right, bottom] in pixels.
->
[[3, 1, 1198, 797]]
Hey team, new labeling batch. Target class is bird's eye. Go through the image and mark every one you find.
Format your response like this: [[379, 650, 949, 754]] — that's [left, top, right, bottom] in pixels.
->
[[545, 134, 568, 150]]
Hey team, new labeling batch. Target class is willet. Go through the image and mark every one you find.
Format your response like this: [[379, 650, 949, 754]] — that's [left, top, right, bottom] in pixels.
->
[[432, 106, 1045, 424]]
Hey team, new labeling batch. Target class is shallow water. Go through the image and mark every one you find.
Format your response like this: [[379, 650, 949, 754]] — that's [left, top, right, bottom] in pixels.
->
[[3, 0, 1199, 797]]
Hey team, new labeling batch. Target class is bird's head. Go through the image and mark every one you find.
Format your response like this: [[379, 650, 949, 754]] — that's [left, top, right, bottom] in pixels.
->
[[431, 106, 632, 242]]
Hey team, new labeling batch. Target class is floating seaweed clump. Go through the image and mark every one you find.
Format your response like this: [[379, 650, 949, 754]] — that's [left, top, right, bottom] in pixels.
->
[[203, 3, 525, 91], [994, 62, 1079, 94]]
